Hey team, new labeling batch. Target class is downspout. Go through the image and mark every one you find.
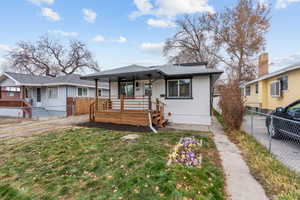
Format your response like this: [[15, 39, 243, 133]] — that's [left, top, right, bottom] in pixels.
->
[[148, 111, 157, 133], [209, 74, 213, 116]]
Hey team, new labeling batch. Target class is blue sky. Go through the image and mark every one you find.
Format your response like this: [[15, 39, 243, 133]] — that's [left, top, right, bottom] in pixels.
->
[[0, 0, 300, 73]]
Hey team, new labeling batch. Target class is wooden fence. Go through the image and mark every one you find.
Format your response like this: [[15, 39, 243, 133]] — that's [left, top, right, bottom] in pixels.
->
[[67, 97, 95, 116]]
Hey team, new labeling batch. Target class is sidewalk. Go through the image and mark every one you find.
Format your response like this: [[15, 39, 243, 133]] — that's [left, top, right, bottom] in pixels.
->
[[210, 117, 269, 200]]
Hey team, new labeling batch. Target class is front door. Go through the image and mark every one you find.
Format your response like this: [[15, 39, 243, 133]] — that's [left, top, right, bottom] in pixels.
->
[[36, 88, 42, 107]]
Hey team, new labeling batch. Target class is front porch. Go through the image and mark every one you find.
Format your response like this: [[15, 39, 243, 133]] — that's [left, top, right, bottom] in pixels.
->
[[89, 95, 167, 127], [0, 86, 32, 118]]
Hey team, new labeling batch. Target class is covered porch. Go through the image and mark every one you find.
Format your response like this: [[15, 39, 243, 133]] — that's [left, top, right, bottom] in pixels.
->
[[85, 66, 167, 127], [0, 85, 32, 118]]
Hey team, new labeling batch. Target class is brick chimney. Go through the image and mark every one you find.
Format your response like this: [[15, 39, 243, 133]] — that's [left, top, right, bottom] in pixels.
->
[[258, 53, 269, 77]]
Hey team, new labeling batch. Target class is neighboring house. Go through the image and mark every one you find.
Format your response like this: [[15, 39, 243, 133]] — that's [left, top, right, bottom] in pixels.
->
[[0, 72, 109, 118], [81, 63, 223, 126], [243, 53, 300, 113], [1, 86, 21, 99]]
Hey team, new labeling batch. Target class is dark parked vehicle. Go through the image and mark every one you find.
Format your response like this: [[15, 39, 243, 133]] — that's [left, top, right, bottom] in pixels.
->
[[266, 100, 300, 139]]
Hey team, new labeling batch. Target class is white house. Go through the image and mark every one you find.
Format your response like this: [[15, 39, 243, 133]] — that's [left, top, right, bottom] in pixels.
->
[[0, 72, 108, 118], [81, 63, 223, 126]]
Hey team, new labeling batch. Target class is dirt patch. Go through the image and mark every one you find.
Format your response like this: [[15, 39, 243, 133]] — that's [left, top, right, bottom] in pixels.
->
[[78, 122, 152, 133], [0, 117, 32, 126]]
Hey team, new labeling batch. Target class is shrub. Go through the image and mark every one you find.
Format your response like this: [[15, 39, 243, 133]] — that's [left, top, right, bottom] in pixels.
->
[[218, 80, 245, 130]]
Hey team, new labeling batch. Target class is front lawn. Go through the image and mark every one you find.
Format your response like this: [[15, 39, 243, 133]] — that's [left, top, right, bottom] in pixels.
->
[[0, 128, 225, 200]]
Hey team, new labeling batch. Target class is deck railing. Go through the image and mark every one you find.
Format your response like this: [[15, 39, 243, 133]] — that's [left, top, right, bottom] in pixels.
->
[[0, 99, 32, 118], [95, 95, 151, 112], [89, 95, 166, 123]]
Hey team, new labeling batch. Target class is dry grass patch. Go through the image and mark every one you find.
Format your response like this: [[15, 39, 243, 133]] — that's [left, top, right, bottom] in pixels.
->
[[214, 109, 300, 200]]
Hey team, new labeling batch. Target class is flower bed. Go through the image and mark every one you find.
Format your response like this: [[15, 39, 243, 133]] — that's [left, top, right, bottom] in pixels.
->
[[168, 137, 202, 167]]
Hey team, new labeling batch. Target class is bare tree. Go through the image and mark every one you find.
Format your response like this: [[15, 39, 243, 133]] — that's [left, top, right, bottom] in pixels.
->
[[214, 0, 270, 81], [163, 14, 220, 68], [7, 35, 100, 77]]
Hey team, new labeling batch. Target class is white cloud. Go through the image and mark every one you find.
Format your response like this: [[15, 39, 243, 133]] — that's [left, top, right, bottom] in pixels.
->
[[82, 9, 97, 23], [133, 0, 153, 13], [270, 52, 300, 72], [27, 0, 54, 6], [276, 0, 300, 9], [48, 30, 79, 37], [140, 42, 165, 55], [41, 7, 60, 21], [93, 35, 127, 43], [116, 36, 127, 43], [93, 35, 105, 42], [258, 0, 268, 7], [0, 44, 11, 52], [130, 0, 214, 18], [147, 18, 175, 28]]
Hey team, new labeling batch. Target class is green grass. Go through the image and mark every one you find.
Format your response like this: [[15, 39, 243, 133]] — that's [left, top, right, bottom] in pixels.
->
[[213, 109, 300, 200], [0, 128, 225, 200]]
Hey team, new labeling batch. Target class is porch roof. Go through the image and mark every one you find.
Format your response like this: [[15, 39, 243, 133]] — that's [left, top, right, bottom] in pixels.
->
[[81, 63, 223, 81]]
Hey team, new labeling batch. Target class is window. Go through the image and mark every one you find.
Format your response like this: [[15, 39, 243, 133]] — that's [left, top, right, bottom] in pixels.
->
[[245, 85, 251, 96], [5, 87, 20, 92], [270, 81, 281, 98], [167, 79, 192, 98], [7, 92, 15, 97], [255, 83, 259, 94], [48, 87, 58, 99], [98, 89, 102, 97], [144, 83, 152, 96], [287, 102, 300, 114], [78, 87, 88, 97], [281, 75, 288, 91], [119, 81, 134, 98]]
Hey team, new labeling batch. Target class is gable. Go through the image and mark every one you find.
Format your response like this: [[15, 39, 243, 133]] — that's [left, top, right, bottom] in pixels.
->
[[0, 77, 17, 87]]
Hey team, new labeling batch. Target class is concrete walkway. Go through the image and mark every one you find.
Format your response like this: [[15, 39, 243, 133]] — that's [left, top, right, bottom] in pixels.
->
[[210, 117, 269, 200]]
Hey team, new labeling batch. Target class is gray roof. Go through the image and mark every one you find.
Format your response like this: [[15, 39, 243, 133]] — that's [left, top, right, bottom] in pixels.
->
[[81, 63, 223, 80], [245, 62, 300, 85], [1, 72, 108, 88], [152, 64, 223, 76]]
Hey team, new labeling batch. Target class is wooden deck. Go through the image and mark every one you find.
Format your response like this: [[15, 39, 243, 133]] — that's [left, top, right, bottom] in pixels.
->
[[89, 95, 167, 127], [94, 110, 149, 126]]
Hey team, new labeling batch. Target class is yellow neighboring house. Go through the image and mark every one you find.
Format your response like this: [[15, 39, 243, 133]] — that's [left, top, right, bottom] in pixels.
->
[[244, 53, 300, 112]]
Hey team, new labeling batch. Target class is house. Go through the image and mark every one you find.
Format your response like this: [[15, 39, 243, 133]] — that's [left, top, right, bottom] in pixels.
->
[[81, 63, 223, 127], [0, 72, 109, 118], [243, 53, 300, 113]]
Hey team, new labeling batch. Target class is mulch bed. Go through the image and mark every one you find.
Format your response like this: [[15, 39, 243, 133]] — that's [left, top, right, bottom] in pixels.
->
[[77, 122, 152, 132]]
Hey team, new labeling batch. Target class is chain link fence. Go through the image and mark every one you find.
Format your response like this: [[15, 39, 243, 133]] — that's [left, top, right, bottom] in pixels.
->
[[243, 109, 300, 173]]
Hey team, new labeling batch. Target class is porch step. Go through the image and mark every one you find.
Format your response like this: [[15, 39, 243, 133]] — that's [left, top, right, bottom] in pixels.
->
[[151, 112, 167, 128]]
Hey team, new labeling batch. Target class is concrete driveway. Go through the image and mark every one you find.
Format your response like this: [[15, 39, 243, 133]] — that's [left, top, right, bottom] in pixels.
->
[[242, 115, 300, 173], [0, 115, 89, 139]]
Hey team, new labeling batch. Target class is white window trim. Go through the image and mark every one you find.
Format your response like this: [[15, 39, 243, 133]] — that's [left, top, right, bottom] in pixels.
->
[[77, 87, 89, 97], [281, 75, 289, 91], [245, 85, 251, 96], [47, 86, 59, 99], [167, 79, 192, 99], [270, 80, 281, 98]]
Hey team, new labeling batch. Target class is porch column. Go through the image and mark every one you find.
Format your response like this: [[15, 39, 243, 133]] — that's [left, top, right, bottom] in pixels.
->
[[148, 95, 152, 110], [21, 86, 26, 100], [95, 79, 98, 111], [0, 86, 2, 99], [108, 79, 111, 99]]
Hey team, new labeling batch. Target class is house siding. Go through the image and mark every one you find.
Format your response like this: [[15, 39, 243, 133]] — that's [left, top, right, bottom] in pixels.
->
[[153, 76, 211, 125], [245, 68, 300, 111], [109, 75, 212, 125]]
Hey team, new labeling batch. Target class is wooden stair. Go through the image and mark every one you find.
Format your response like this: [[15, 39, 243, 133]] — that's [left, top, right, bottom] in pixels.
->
[[152, 111, 168, 128]]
